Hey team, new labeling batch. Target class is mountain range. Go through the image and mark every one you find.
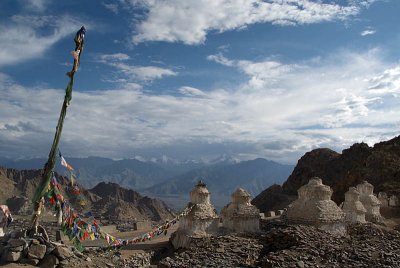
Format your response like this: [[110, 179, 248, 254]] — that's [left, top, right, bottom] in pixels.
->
[[0, 167, 175, 222], [143, 158, 293, 209], [0, 155, 238, 190], [0, 156, 294, 210], [0, 156, 179, 190]]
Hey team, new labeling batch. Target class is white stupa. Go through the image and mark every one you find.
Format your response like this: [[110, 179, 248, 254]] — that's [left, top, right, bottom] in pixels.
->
[[171, 180, 219, 248], [356, 181, 383, 223], [342, 187, 366, 223], [284, 177, 345, 234], [220, 188, 260, 233]]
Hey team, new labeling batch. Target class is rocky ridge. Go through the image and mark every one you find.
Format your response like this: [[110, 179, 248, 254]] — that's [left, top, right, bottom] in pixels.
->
[[253, 135, 400, 212]]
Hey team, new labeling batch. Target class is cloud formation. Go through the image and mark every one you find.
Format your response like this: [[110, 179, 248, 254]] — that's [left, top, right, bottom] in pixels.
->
[[102, 2, 119, 14], [22, 0, 49, 12], [0, 15, 84, 66], [1, 48, 399, 163], [97, 53, 177, 81], [131, 0, 370, 44], [360, 28, 376, 36], [208, 53, 298, 89]]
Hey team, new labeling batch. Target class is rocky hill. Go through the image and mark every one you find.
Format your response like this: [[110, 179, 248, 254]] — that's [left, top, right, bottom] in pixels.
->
[[0, 167, 174, 222], [89, 181, 174, 221], [253, 135, 400, 212]]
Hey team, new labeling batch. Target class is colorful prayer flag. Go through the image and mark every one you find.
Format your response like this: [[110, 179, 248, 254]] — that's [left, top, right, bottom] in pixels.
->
[[59, 151, 74, 171], [70, 173, 76, 186], [84, 211, 93, 217]]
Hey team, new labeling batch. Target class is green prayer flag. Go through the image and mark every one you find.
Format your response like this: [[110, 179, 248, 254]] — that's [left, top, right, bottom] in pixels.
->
[[79, 229, 84, 239], [47, 189, 54, 198], [65, 76, 74, 105], [62, 223, 67, 233], [72, 237, 84, 252]]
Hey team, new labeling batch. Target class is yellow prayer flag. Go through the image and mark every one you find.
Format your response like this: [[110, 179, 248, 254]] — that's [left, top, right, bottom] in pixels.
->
[[70, 174, 75, 186]]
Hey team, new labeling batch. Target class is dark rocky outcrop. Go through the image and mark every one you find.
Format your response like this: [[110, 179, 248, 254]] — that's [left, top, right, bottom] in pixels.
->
[[6, 196, 31, 215], [90, 182, 141, 203], [253, 136, 400, 212], [89, 182, 173, 221], [251, 184, 296, 213]]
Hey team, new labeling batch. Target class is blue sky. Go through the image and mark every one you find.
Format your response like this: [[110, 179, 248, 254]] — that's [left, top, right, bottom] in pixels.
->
[[0, 0, 399, 164]]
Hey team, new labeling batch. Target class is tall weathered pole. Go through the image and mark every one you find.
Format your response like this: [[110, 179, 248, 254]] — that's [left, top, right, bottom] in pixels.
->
[[31, 26, 85, 232]]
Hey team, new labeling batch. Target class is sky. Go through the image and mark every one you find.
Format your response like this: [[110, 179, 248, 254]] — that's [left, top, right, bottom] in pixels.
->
[[0, 0, 399, 164]]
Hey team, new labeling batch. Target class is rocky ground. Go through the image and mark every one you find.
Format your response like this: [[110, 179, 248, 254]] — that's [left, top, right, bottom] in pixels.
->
[[259, 221, 400, 268], [159, 219, 400, 268], [160, 233, 263, 267], [2, 218, 400, 267], [0, 234, 154, 268], [0, 216, 175, 268]]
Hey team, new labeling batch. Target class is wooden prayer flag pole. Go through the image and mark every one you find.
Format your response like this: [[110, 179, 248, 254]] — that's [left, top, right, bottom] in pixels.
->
[[30, 26, 86, 232]]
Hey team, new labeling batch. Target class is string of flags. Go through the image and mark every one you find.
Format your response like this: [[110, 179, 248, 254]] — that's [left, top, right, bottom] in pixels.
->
[[46, 152, 194, 251], [58, 150, 85, 206]]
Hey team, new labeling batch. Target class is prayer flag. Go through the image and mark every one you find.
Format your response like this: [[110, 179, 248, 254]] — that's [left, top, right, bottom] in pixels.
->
[[59, 151, 74, 171], [70, 173, 76, 186], [84, 211, 93, 218], [84, 230, 89, 240]]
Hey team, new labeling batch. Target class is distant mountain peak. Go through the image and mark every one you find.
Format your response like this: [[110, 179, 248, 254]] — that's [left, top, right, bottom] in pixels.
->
[[143, 157, 294, 210], [207, 154, 240, 165]]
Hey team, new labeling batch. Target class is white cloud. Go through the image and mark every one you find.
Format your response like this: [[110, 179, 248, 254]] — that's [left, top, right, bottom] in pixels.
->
[[99, 53, 131, 61], [0, 15, 86, 66], [349, 0, 378, 8], [102, 2, 119, 14], [361, 29, 376, 36], [21, 0, 49, 12], [237, 59, 297, 89], [208, 53, 298, 89], [128, 65, 177, 80], [207, 53, 234, 66], [1, 49, 399, 163], [178, 86, 207, 97], [367, 66, 400, 94], [97, 53, 177, 81], [131, 0, 368, 44]]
